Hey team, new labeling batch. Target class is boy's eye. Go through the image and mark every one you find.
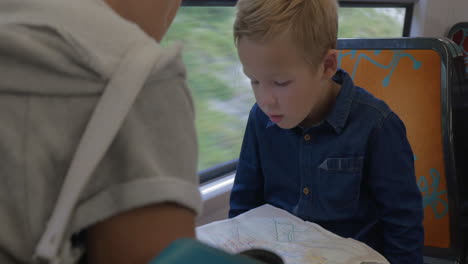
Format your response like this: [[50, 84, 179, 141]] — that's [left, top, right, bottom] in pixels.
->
[[250, 80, 260, 86], [274, 80, 292, 87]]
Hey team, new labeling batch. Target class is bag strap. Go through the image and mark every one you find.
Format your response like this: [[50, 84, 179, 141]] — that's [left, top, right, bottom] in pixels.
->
[[34, 39, 176, 263]]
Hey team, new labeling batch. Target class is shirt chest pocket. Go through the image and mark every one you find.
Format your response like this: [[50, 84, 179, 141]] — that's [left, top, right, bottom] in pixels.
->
[[318, 157, 364, 217]]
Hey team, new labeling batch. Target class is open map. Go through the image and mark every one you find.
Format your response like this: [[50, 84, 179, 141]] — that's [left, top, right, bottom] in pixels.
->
[[196, 205, 389, 264]]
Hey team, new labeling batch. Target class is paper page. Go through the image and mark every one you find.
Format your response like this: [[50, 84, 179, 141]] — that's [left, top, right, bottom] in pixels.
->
[[196, 204, 389, 264]]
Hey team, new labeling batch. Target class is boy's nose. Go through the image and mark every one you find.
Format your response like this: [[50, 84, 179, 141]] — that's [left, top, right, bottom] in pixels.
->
[[257, 87, 277, 110]]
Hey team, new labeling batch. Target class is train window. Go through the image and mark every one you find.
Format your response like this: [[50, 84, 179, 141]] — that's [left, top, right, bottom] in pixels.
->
[[163, 2, 412, 180], [339, 8, 406, 38], [164, 7, 247, 178]]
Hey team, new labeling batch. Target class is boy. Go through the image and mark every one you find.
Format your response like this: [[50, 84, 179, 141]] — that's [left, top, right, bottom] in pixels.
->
[[229, 0, 424, 263], [0, 0, 201, 263]]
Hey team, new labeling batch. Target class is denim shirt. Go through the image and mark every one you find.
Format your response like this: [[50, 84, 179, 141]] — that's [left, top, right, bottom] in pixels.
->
[[229, 69, 424, 264]]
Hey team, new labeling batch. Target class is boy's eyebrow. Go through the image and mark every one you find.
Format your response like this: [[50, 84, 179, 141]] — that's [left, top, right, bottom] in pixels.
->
[[243, 69, 291, 79]]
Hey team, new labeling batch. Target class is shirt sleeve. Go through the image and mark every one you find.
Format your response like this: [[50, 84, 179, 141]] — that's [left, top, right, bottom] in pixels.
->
[[367, 112, 424, 264], [71, 56, 202, 233], [229, 105, 265, 218]]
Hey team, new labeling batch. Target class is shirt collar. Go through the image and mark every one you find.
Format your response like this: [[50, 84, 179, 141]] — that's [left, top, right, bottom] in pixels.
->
[[266, 120, 275, 128], [324, 69, 356, 134]]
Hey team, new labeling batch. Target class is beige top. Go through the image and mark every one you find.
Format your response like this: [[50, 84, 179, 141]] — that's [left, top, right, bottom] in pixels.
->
[[0, 0, 202, 263]]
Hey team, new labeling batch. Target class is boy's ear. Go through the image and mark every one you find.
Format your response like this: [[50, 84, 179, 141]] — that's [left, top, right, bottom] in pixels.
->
[[322, 49, 338, 79]]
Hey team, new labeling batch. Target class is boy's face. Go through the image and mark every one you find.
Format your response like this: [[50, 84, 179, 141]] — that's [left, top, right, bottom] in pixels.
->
[[238, 34, 337, 129]]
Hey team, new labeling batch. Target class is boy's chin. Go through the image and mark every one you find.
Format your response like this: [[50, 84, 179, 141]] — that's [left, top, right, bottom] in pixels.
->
[[276, 121, 297, 130]]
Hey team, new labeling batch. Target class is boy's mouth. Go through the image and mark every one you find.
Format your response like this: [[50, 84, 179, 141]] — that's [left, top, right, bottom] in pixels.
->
[[269, 115, 283, 123]]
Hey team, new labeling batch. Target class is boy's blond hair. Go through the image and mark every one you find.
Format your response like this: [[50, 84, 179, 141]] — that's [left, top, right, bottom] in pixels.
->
[[234, 0, 338, 67]]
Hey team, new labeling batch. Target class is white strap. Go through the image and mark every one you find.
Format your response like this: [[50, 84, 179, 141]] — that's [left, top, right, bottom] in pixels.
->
[[34, 39, 175, 263]]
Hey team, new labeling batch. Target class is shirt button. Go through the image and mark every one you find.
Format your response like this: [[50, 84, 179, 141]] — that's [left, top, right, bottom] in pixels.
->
[[303, 187, 310, 195], [304, 134, 311, 141]]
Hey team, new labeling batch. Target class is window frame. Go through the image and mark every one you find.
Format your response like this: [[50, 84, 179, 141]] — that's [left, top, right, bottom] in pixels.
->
[[199, 159, 238, 183], [179, 0, 416, 182]]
